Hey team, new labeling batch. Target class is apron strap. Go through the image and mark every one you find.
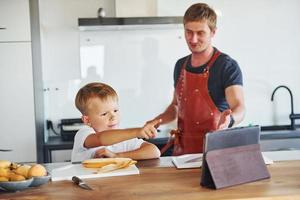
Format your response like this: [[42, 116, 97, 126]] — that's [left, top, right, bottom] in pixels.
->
[[160, 129, 181, 155], [204, 50, 221, 72]]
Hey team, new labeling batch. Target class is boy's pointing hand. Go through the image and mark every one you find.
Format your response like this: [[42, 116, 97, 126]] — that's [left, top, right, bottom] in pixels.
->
[[137, 119, 162, 139]]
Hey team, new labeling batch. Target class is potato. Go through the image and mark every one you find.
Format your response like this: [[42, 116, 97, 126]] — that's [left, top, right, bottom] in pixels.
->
[[9, 173, 26, 181], [10, 162, 21, 170], [0, 167, 10, 178], [28, 164, 47, 177], [0, 176, 9, 182], [14, 165, 31, 178], [0, 160, 11, 169]]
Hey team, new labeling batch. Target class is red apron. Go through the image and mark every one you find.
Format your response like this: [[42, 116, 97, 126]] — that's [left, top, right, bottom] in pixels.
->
[[171, 50, 222, 156]]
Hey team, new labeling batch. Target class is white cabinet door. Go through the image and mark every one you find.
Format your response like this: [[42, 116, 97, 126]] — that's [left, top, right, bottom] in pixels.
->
[[0, 0, 31, 42], [0, 42, 36, 162]]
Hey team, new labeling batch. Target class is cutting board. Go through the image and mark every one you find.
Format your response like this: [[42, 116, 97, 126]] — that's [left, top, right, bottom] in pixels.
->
[[50, 164, 139, 181]]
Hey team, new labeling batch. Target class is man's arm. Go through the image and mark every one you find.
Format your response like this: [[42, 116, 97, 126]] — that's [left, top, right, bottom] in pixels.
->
[[225, 85, 245, 125], [217, 85, 245, 129], [94, 142, 161, 160], [148, 91, 178, 125]]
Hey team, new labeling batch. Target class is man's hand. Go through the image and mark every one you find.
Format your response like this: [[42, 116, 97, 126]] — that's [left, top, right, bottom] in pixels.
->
[[217, 109, 232, 130], [94, 148, 117, 158], [137, 118, 162, 139]]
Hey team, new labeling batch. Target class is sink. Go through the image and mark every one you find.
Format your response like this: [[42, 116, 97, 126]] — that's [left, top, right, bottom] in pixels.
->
[[260, 125, 300, 151], [261, 125, 300, 140], [261, 125, 295, 131]]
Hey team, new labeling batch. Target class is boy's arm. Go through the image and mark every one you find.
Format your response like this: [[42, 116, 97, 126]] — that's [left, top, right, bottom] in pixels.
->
[[84, 119, 161, 148], [117, 142, 161, 160], [85, 128, 141, 148], [94, 142, 160, 160]]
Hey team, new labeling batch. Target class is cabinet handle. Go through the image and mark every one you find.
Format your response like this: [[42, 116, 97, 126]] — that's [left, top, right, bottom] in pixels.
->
[[0, 27, 7, 30], [0, 149, 12, 152]]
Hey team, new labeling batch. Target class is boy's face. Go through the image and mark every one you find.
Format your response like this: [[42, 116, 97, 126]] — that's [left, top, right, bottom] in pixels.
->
[[83, 97, 120, 132]]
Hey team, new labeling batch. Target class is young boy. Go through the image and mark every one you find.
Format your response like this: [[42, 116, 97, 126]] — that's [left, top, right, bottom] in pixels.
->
[[71, 82, 161, 162]]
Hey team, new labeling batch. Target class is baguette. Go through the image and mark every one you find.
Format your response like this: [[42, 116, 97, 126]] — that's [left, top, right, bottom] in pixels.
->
[[82, 158, 136, 168]]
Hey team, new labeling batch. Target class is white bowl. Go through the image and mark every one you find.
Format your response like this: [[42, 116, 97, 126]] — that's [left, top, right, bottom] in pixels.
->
[[30, 174, 51, 187]]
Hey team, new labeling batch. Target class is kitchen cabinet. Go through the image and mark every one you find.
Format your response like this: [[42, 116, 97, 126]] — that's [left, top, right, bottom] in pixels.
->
[[0, 0, 36, 162], [0, 0, 31, 42], [0, 43, 36, 162]]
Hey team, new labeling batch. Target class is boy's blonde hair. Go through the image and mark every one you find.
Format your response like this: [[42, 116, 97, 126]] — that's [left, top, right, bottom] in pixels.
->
[[183, 3, 217, 31], [75, 82, 118, 115]]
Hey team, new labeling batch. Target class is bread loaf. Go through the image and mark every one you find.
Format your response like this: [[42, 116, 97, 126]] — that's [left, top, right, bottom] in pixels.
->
[[82, 158, 135, 168]]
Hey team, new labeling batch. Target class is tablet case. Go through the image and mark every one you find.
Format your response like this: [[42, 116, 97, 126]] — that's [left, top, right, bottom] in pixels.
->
[[204, 126, 260, 152], [201, 143, 270, 189]]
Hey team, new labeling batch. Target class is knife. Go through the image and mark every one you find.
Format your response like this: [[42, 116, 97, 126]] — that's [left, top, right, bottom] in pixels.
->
[[72, 176, 93, 190]]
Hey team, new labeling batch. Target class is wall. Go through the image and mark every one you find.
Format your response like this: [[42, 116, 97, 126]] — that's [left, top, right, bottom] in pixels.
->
[[40, 0, 300, 138], [115, 0, 157, 17], [157, 0, 300, 127], [79, 25, 186, 130], [39, 0, 115, 136]]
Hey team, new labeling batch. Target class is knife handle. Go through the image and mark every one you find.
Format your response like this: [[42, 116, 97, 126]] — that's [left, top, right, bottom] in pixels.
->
[[72, 176, 82, 185]]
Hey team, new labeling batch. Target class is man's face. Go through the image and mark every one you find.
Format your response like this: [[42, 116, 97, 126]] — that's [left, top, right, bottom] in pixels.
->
[[184, 20, 215, 54], [84, 97, 120, 132]]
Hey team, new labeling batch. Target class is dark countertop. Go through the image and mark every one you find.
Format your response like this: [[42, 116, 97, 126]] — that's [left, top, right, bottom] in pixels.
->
[[43, 126, 300, 162], [45, 128, 300, 148], [260, 130, 300, 140], [260, 125, 300, 140]]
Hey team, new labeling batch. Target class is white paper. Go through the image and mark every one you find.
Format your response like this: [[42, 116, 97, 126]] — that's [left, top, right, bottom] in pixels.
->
[[262, 154, 274, 165], [172, 153, 273, 169], [172, 154, 203, 169]]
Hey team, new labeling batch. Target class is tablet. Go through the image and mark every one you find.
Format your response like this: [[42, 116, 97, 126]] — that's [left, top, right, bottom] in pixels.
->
[[204, 125, 260, 153], [201, 125, 261, 188]]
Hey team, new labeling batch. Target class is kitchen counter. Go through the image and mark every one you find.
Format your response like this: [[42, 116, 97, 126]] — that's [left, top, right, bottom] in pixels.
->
[[1, 151, 300, 200]]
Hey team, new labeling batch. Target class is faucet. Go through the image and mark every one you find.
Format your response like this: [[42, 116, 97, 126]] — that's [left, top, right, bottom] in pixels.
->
[[271, 85, 300, 130]]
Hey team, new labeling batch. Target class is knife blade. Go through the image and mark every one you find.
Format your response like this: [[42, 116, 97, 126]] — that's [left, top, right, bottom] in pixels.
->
[[72, 176, 93, 190]]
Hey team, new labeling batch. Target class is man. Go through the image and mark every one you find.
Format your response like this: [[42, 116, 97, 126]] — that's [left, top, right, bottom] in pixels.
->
[[147, 3, 245, 155]]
